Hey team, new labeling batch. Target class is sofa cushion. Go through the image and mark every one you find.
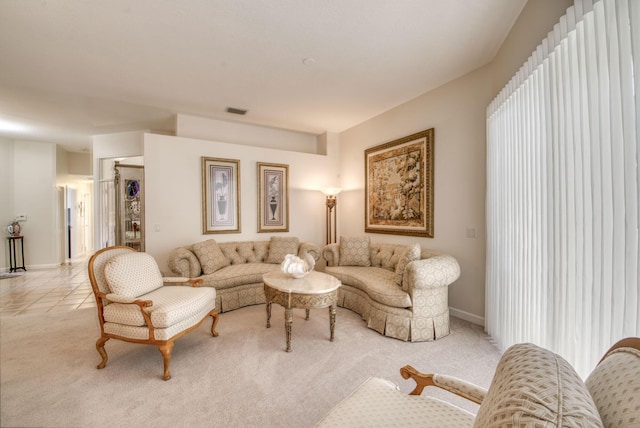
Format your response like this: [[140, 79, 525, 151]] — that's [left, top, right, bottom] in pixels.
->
[[339, 236, 371, 267], [474, 343, 603, 428], [266, 236, 299, 264], [395, 243, 421, 289], [201, 263, 281, 290], [192, 239, 230, 274], [104, 252, 163, 299], [585, 346, 640, 427], [326, 266, 412, 308]]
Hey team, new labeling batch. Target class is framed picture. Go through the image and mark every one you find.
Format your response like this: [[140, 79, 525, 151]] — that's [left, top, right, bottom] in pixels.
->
[[364, 128, 434, 237], [202, 157, 241, 234], [257, 162, 289, 232]]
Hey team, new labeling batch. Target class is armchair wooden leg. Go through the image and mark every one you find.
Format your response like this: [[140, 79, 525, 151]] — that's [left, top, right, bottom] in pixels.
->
[[96, 336, 110, 369], [158, 341, 174, 381], [210, 310, 220, 337]]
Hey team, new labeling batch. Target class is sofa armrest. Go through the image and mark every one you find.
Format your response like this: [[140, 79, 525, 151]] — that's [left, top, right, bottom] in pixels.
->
[[322, 243, 340, 266], [400, 365, 486, 404], [298, 242, 322, 262], [404, 253, 461, 291], [167, 247, 202, 278]]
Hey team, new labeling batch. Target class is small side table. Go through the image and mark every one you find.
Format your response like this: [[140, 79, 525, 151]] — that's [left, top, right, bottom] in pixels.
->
[[7, 236, 26, 272], [263, 271, 341, 352]]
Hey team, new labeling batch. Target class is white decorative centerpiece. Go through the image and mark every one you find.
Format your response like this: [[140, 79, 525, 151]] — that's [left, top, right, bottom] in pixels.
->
[[281, 253, 315, 278]]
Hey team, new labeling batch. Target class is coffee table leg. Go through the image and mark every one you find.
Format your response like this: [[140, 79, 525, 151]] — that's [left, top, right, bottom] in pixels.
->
[[329, 304, 336, 341], [266, 302, 272, 328], [285, 308, 293, 352]]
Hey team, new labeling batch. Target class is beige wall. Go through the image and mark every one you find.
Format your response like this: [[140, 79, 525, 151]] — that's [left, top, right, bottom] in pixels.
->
[[1, 140, 59, 269], [143, 132, 340, 272], [337, 0, 573, 325]]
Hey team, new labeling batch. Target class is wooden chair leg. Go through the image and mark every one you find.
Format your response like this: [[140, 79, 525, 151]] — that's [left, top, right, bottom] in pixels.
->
[[158, 341, 174, 381], [210, 311, 220, 337], [96, 336, 110, 369]]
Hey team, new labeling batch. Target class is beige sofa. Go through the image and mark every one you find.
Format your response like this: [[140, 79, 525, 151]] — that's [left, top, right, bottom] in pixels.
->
[[317, 337, 640, 427], [167, 237, 321, 313], [322, 237, 460, 342]]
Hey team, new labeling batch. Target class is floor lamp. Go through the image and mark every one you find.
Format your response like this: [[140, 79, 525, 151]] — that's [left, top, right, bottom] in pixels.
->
[[322, 188, 342, 244]]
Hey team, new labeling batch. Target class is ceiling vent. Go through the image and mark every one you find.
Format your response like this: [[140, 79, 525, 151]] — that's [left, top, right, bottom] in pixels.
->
[[226, 107, 248, 115]]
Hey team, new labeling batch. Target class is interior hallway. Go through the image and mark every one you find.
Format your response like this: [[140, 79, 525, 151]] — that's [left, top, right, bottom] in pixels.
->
[[0, 260, 95, 317]]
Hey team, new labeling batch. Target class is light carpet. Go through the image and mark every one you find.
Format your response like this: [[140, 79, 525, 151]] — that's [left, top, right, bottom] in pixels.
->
[[1, 305, 501, 428]]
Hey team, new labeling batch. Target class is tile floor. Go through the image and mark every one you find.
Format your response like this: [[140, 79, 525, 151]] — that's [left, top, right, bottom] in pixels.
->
[[0, 259, 96, 317]]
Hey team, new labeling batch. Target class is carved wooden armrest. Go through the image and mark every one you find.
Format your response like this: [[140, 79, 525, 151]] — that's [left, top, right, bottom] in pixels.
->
[[400, 365, 486, 405], [163, 277, 204, 287]]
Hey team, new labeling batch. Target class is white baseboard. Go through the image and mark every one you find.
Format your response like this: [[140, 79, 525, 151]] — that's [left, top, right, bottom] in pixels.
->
[[450, 307, 485, 327]]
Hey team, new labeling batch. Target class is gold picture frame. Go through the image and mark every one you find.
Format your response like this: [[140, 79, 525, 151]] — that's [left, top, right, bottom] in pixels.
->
[[257, 162, 289, 233], [364, 129, 434, 237], [202, 157, 241, 234]]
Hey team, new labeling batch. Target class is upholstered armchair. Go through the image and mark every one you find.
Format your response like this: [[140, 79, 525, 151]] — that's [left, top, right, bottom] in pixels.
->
[[88, 246, 219, 380], [317, 337, 640, 427]]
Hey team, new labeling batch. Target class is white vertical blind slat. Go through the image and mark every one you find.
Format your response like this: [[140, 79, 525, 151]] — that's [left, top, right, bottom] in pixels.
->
[[486, 0, 639, 377]]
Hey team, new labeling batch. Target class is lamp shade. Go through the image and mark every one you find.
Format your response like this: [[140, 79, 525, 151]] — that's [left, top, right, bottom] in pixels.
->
[[321, 187, 342, 196]]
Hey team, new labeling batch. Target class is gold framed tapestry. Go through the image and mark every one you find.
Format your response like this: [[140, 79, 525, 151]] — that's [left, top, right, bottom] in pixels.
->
[[364, 128, 434, 237], [202, 157, 241, 234], [257, 162, 289, 232]]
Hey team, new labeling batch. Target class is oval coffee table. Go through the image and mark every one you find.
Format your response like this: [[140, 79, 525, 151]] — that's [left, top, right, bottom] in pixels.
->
[[263, 271, 341, 352]]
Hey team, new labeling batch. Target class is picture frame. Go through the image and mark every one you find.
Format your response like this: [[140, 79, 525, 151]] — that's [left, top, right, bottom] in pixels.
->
[[202, 157, 241, 234], [364, 128, 434, 237], [257, 162, 289, 233]]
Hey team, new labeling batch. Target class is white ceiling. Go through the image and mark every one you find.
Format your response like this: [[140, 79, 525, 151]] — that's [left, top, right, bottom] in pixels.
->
[[0, 0, 526, 152]]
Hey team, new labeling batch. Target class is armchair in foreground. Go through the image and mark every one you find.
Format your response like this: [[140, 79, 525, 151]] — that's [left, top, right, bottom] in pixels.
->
[[88, 246, 219, 380]]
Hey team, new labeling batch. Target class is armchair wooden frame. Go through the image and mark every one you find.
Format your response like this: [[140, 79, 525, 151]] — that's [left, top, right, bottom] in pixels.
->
[[88, 246, 220, 380], [399, 337, 640, 405]]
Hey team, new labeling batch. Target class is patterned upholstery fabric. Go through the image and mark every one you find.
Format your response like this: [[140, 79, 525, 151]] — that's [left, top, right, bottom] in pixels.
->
[[474, 343, 603, 428], [103, 301, 215, 341], [395, 243, 421, 288], [91, 247, 133, 296], [265, 236, 299, 264], [316, 377, 475, 427], [586, 347, 640, 427], [325, 266, 411, 308], [167, 247, 201, 278], [432, 374, 487, 404], [322, 243, 459, 342], [219, 241, 269, 264], [338, 236, 371, 267], [104, 286, 216, 328], [200, 263, 281, 290], [104, 253, 163, 299], [192, 239, 230, 274], [370, 243, 408, 271]]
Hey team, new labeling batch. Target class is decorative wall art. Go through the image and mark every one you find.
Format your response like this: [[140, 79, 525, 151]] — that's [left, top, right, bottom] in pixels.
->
[[202, 157, 241, 234], [364, 128, 434, 237], [257, 162, 289, 232]]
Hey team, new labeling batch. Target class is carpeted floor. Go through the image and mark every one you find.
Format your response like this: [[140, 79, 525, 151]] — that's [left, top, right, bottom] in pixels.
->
[[1, 305, 501, 428]]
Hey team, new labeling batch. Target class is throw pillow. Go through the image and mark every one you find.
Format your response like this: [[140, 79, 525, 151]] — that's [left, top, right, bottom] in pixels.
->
[[338, 236, 371, 267], [395, 243, 420, 288], [192, 239, 230, 275], [266, 237, 299, 264], [105, 252, 163, 299]]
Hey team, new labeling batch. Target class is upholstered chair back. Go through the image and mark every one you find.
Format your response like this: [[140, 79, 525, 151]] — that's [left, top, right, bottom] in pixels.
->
[[586, 342, 640, 426], [89, 246, 135, 297], [104, 252, 164, 299]]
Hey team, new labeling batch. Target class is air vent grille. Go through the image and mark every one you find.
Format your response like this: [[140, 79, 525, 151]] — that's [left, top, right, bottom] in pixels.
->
[[226, 107, 248, 115]]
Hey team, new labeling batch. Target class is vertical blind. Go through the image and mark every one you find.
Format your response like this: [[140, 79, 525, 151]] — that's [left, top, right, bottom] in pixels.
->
[[486, 0, 639, 377]]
